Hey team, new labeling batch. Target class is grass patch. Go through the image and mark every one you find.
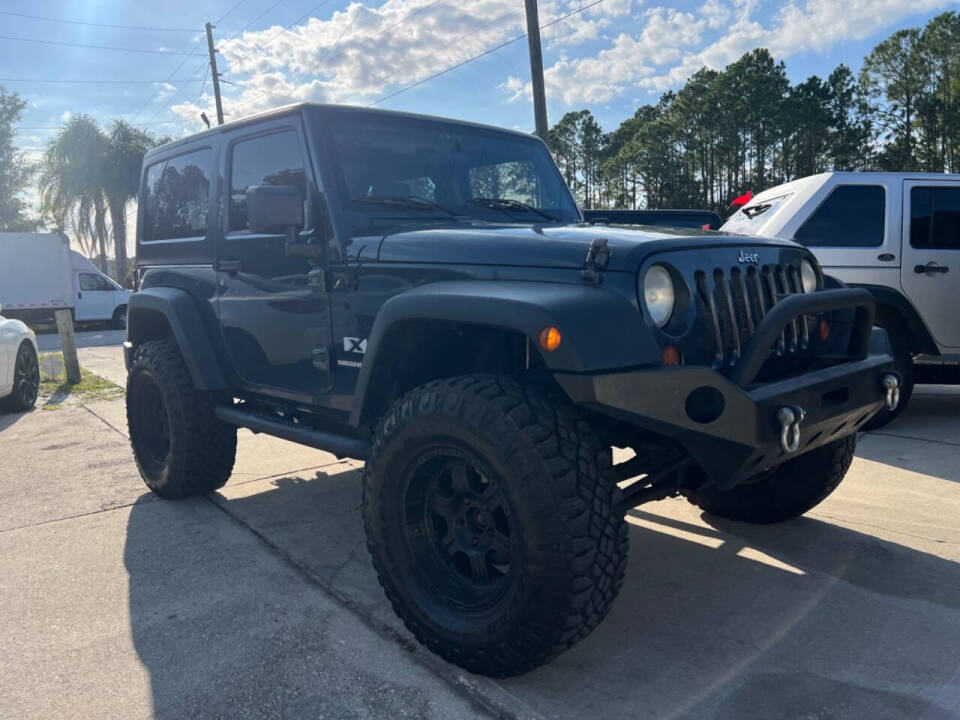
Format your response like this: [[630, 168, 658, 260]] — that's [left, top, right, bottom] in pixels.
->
[[38, 354, 124, 409]]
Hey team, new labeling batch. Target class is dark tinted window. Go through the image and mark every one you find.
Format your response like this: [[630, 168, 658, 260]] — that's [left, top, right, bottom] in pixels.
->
[[794, 185, 885, 247], [79, 273, 111, 291], [322, 113, 580, 222], [141, 148, 212, 242], [911, 186, 960, 250], [229, 130, 308, 232]]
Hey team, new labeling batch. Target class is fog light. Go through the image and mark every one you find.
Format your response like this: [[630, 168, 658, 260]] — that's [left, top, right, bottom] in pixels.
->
[[539, 326, 562, 352]]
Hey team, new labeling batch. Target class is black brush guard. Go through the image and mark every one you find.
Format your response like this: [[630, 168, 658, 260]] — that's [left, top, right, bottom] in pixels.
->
[[557, 288, 896, 489]]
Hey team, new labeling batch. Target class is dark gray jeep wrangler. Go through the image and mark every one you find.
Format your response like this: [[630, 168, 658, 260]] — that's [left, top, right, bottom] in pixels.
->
[[125, 103, 899, 677]]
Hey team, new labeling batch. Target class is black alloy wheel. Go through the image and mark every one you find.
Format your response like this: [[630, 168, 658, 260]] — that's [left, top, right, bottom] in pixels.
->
[[402, 448, 517, 613], [10, 344, 40, 410]]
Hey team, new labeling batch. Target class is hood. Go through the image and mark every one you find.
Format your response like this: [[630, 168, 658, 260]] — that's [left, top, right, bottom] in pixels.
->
[[376, 221, 800, 272]]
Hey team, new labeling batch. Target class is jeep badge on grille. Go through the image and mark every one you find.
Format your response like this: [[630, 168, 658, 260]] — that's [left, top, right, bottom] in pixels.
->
[[738, 250, 759, 264]]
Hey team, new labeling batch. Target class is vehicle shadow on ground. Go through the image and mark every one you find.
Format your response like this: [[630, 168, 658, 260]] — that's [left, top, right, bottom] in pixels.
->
[[0, 407, 31, 429], [124, 468, 960, 719], [857, 390, 960, 481]]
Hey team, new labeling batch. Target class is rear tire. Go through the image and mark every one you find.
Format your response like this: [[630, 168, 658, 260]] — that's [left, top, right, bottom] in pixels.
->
[[1, 342, 40, 412], [126, 338, 236, 499], [685, 435, 855, 524], [863, 331, 914, 431], [363, 376, 628, 677]]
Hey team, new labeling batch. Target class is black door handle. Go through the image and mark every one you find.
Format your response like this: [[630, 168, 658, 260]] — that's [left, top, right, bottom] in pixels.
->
[[914, 263, 949, 274], [216, 259, 242, 275]]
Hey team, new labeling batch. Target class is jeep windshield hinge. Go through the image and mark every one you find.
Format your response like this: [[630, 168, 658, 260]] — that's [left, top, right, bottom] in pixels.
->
[[581, 237, 611, 284]]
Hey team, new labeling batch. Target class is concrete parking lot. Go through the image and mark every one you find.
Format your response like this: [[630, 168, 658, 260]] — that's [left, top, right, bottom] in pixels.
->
[[3, 330, 959, 719]]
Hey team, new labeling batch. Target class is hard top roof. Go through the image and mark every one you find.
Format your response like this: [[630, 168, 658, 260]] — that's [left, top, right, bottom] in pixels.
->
[[144, 102, 540, 160]]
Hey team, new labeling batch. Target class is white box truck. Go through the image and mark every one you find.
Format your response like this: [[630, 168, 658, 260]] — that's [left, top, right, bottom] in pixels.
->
[[0, 232, 132, 328]]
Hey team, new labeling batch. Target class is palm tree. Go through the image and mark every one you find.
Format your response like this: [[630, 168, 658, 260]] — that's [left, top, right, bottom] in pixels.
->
[[39, 116, 157, 279], [103, 121, 156, 282], [39, 115, 111, 273]]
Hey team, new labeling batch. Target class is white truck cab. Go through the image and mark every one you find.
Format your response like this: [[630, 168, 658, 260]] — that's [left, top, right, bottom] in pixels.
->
[[71, 252, 131, 326], [722, 172, 960, 426]]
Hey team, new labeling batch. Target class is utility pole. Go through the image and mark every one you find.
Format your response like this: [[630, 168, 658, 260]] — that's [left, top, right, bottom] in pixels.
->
[[524, 0, 549, 141], [205, 22, 225, 125]]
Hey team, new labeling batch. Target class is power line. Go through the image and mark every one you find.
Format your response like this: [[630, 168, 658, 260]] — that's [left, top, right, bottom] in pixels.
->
[[370, 0, 603, 107], [222, 1, 334, 64], [0, 77, 205, 84], [17, 121, 173, 130], [217, 0, 250, 24], [0, 10, 198, 32], [0, 34, 205, 56]]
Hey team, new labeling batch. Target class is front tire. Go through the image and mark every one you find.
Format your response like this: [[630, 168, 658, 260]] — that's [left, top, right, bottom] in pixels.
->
[[685, 435, 855, 524], [126, 338, 236, 499], [1, 342, 40, 412], [363, 376, 628, 677], [112, 306, 127, 330]]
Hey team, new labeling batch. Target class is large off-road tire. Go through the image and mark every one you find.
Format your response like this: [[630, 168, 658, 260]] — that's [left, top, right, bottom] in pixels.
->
[[1, 342, 40, 412], [863, 330, 914, 431], [126, 338, 236, 499], [685, 435, 855, 524], [363, 376, 628, 677]]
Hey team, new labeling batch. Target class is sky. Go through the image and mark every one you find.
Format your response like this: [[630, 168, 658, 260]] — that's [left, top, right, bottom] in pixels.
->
[[4, 0, 959, 222]]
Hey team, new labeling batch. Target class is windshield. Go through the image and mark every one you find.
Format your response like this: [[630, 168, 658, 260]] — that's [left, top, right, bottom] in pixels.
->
[[318, 110, 581, 225]]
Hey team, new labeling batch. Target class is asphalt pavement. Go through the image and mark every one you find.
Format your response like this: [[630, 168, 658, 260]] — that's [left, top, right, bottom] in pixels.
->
[[3, 333, 959, 719]]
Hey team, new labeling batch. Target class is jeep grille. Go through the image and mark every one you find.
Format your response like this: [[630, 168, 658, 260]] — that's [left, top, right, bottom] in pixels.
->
[[695, 262, 812, 370]]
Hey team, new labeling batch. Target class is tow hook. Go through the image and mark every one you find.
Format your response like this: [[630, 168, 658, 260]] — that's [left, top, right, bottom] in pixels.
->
[[777, 406, 806, 453], [882, 374, 900, 411]]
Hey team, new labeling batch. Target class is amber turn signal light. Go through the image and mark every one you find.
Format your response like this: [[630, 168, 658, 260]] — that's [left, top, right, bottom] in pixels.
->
[[662, 345, 681, 366], [539, 326, 562, 352], [819, 319, 830, 342]]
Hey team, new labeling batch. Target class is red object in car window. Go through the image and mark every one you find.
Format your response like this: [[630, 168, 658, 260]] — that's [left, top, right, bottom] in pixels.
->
[[730, 190, 753, 207]]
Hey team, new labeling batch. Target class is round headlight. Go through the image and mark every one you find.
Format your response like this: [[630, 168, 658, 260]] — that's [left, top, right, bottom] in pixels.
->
[[644, 265, 676, 327], [800, 259, 818, 293]]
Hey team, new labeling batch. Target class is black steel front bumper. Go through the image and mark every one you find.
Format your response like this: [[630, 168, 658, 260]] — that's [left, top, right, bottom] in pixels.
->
[[556, 288, 896, 489]]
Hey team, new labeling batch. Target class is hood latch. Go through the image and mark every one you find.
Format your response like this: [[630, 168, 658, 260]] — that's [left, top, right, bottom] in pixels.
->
[[581, 237, 611, 284]]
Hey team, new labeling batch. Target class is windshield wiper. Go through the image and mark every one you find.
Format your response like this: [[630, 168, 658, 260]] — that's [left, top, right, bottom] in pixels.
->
[[468, 197, 560, 222], [355, 195, 459, 217]]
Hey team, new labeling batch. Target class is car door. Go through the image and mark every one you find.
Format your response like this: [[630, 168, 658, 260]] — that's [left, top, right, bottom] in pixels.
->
[[788, 182, 898, 286], [0, 319, 11, 395], [76, 272, 116, 321], [216, 117, 334, 399], [901, 180, 960, 348]]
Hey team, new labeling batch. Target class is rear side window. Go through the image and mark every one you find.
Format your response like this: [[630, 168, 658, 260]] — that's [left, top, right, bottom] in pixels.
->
[[229, 130, 309, 232], [141, 148, 212, 242], [794, 185, 885, 247], [911, 186, 960, 250]]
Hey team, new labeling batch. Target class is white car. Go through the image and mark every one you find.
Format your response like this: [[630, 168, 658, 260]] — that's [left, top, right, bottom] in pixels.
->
[[0, 303, 40, 412], [722, 171, 960, 428]]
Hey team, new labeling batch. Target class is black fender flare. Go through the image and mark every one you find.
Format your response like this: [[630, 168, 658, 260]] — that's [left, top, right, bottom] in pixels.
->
[[349, 280, 658, 426], [126, 287, 229, 390], [847, 283, 938, 356]]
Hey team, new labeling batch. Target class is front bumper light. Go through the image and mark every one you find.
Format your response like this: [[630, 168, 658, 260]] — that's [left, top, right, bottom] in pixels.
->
[[644, 265, 676, 327]]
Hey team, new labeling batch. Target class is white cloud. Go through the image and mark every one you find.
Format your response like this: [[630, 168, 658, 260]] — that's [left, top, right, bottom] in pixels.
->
[[698, 0, 731, 29], [60, 111, 71, 122], [535, 0, 957, 105]]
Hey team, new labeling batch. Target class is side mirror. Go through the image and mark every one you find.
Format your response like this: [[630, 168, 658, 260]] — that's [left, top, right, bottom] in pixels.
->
[[247, 184, 303, 235]]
